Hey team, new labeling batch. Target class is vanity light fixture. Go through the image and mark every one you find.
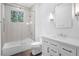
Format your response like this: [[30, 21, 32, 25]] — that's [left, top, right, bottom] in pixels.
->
[[48, 12, 54, 22], [75, 3, 79, 20], [74, 3, 79, 21], [75, 3, 79, 15]]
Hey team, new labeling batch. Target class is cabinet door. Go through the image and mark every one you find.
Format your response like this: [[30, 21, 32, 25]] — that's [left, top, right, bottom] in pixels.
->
[[55, 3, 73, 28], [49, 47, 59, 56], [49, 39, 59, 48], [76, 47, 79, 56], [48, 39, 59, 56], [42, 37, 50, 56], [42, 45, 50, 56], [59, 43, 76, 56]]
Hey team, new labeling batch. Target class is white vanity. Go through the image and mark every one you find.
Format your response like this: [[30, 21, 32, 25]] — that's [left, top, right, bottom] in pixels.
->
[[41, 3, 79, 56], [42, 35, 79, 56]]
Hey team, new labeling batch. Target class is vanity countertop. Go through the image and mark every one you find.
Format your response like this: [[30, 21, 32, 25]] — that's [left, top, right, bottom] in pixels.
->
[[41, 35, 79, 47]]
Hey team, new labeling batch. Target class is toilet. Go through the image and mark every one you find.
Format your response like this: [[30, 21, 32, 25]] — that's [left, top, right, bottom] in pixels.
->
[[31, 41, 42, 56]]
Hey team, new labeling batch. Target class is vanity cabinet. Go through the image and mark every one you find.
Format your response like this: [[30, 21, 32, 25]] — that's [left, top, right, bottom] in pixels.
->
[[42, 37, 59, 56], [42, 37, 77, 56], [49, 46, 59, 56]]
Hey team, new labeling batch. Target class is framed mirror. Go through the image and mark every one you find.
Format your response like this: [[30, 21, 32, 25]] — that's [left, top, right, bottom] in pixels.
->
[[54, 3, 73, 29]]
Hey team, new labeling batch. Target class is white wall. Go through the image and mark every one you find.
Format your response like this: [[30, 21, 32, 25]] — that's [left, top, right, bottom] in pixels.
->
[[34, 3, 79, 41], [34, 3, 57, 41]]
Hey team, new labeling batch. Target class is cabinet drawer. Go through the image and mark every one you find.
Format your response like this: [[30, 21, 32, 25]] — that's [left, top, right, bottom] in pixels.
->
[[60, 44, 76, 56], [49, 39, 59, 48], [49, 47, 59, 56]]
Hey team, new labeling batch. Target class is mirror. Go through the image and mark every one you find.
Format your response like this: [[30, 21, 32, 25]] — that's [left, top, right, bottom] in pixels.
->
[[54, 3, 73, 29]]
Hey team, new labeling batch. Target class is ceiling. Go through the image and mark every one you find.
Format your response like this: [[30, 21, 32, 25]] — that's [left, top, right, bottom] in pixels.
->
[[15, 3, 35, 8], [6, 3, 60, 9]]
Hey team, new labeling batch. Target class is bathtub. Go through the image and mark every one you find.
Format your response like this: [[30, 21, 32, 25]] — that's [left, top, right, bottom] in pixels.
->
[[2, 38, 33, 56]]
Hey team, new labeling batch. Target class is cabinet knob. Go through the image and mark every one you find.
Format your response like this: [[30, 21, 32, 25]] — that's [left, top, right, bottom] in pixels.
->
[[59, 53, 61, 56]]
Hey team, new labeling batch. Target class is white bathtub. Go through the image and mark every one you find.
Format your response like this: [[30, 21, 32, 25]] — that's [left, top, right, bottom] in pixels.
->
[[2, 38, 33, 56]]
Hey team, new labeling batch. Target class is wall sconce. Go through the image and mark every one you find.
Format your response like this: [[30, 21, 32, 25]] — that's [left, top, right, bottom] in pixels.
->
[[75, 3, 79, 21], [75, 3, 79, 15], [48, 12, 54, 22]]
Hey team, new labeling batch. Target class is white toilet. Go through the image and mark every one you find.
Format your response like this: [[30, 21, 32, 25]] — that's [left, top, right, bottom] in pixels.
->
[[31, 41, 42, 56]]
